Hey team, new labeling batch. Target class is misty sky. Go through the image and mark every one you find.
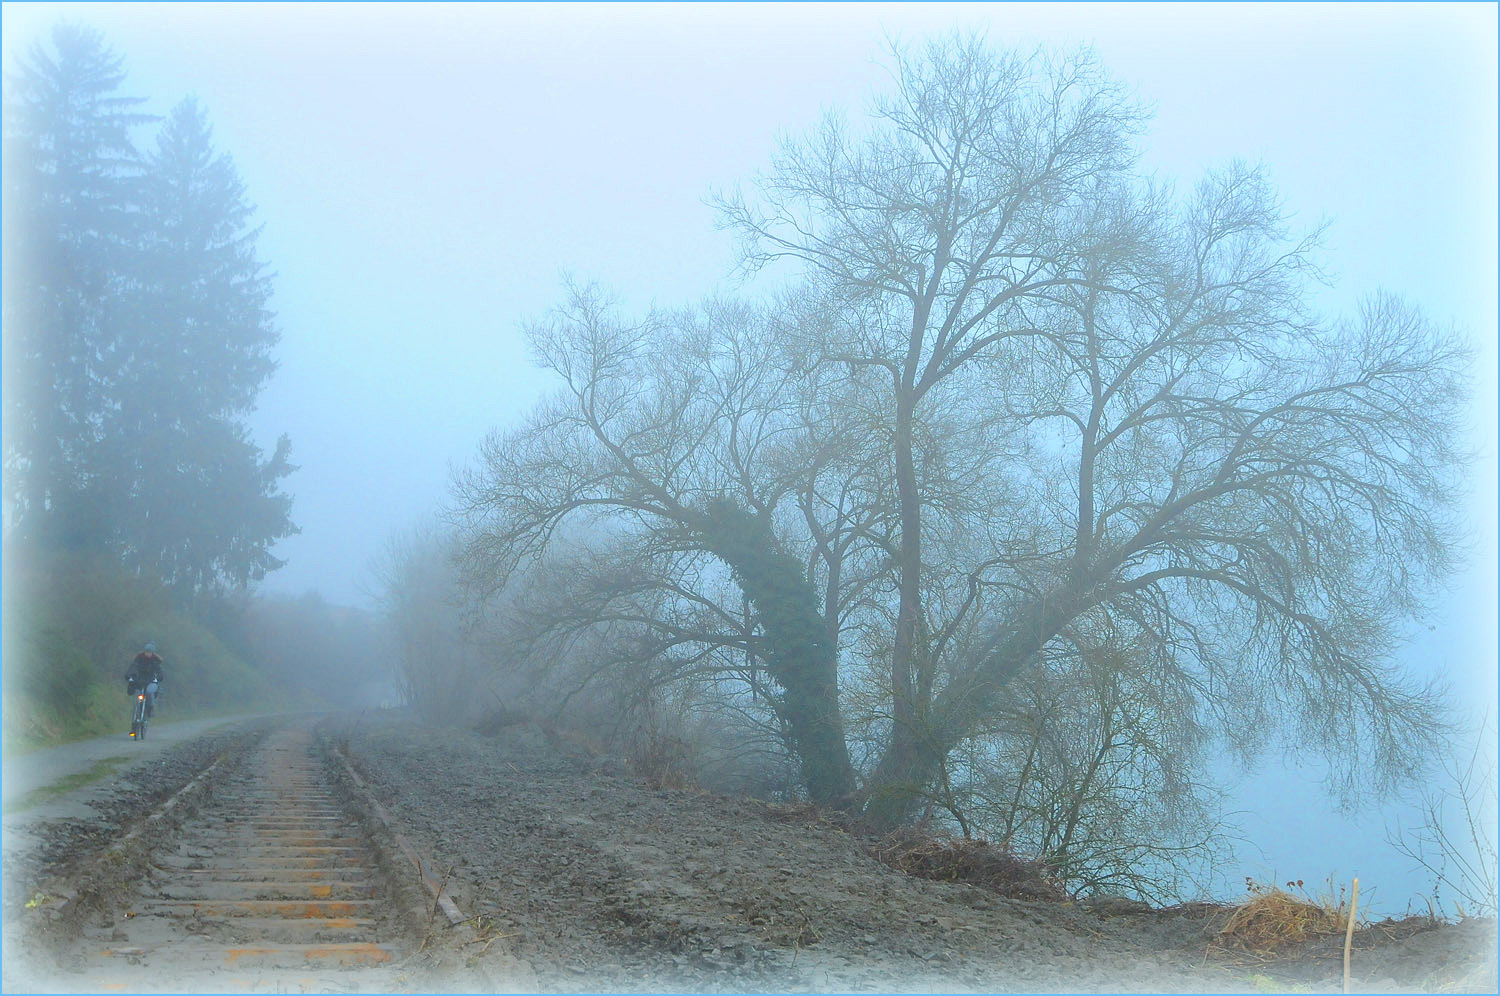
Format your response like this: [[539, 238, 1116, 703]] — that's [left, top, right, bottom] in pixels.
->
[[3, 2, 1496, 913]]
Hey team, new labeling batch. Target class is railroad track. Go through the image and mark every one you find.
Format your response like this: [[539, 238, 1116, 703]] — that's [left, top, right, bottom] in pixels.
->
[[68, 725, 414, 993]]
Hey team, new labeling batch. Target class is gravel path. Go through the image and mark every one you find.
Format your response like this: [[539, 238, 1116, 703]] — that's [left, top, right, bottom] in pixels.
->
[[2, 714, 263, 809]]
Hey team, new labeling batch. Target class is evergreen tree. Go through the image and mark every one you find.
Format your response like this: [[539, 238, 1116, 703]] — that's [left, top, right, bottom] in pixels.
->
[[2, 23, 151, 546], [114, 97, 296, 591], [3, 27, 297, 593]]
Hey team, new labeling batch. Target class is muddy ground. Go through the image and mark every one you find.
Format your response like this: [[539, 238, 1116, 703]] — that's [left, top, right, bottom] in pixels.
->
[[4, 712, 1496, 994]]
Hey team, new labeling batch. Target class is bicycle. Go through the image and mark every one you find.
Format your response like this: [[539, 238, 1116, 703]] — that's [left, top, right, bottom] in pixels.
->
[[130, 688, 149, 739], [128, 679, 159, 739]]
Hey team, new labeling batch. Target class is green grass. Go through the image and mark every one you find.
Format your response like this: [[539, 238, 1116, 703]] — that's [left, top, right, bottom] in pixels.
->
[[2, 754, 134, 814]]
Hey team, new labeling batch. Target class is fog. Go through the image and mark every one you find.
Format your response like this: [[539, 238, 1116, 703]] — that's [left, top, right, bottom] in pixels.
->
[[3, 0, 1495, 923]]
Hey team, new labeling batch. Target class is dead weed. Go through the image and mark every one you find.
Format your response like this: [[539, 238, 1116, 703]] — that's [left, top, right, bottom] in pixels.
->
[[1208, 879, 1348, 960]]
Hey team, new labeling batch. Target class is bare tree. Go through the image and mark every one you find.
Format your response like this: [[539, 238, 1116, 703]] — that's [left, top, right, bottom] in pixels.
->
[[861, 187, 1467, 824], [454, 285, 862, 804], [481, 531, 805, 796], [952, 630, 1239, 903], [721, 35, 1467, 828], [718, 37, 1145, 806], [453, 36, 1468, 873], [375, 522, 488, 725]]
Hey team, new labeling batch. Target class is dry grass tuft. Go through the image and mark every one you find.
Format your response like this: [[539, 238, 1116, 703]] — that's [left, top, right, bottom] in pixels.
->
[[869, 827, 1067, 901], [1209, 880, 1349, 959]]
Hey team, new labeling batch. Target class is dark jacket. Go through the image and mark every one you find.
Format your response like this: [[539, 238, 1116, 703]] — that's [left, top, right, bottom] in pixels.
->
[[126, 651, 164, 688]]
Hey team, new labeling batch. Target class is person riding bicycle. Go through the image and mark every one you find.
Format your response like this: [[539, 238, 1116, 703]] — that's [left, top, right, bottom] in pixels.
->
[[125, 643, 165, 717]]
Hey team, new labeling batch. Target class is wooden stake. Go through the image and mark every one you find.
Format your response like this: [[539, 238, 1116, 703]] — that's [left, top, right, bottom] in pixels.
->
[[1343, 876, 1360, 994]]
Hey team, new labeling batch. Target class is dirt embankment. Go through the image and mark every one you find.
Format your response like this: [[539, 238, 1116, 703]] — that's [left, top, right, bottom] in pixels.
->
[[331, 714, 1498, 994]]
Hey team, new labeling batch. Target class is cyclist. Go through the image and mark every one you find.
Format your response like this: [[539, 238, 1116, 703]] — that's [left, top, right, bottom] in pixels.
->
[[125, 642, 165, 717]]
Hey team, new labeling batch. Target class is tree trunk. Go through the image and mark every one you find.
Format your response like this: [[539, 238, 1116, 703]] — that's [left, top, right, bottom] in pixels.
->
[[884, 392, 926, 815], [698, 499, 857, 807], [859, 583, 1090, 831]]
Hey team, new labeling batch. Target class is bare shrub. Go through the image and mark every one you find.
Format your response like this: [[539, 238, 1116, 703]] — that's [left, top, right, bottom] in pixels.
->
[[1387, 719, 1499, 918], [625, 723, 696, 791], [375, 522, 488, 726]]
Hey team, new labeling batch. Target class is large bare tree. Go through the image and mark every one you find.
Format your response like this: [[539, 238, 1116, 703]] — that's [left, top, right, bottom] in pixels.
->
[[850, 172, 1465, 827], [718, 36, 1467, 827], [716, 37, 1146, 808], [454, 36, 1467, 850]]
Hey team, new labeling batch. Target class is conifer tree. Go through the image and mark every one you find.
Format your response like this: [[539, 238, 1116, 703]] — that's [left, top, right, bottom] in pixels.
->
[[115, 97, 295, 590], [3, 26, 297, 592], [2, 23, 151, 545]]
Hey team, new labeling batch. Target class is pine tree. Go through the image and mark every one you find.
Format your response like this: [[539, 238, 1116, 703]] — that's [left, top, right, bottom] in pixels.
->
[[4, 27, 297, 593], [113, 97, 296, 591], [1, 23, 152, 545]]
